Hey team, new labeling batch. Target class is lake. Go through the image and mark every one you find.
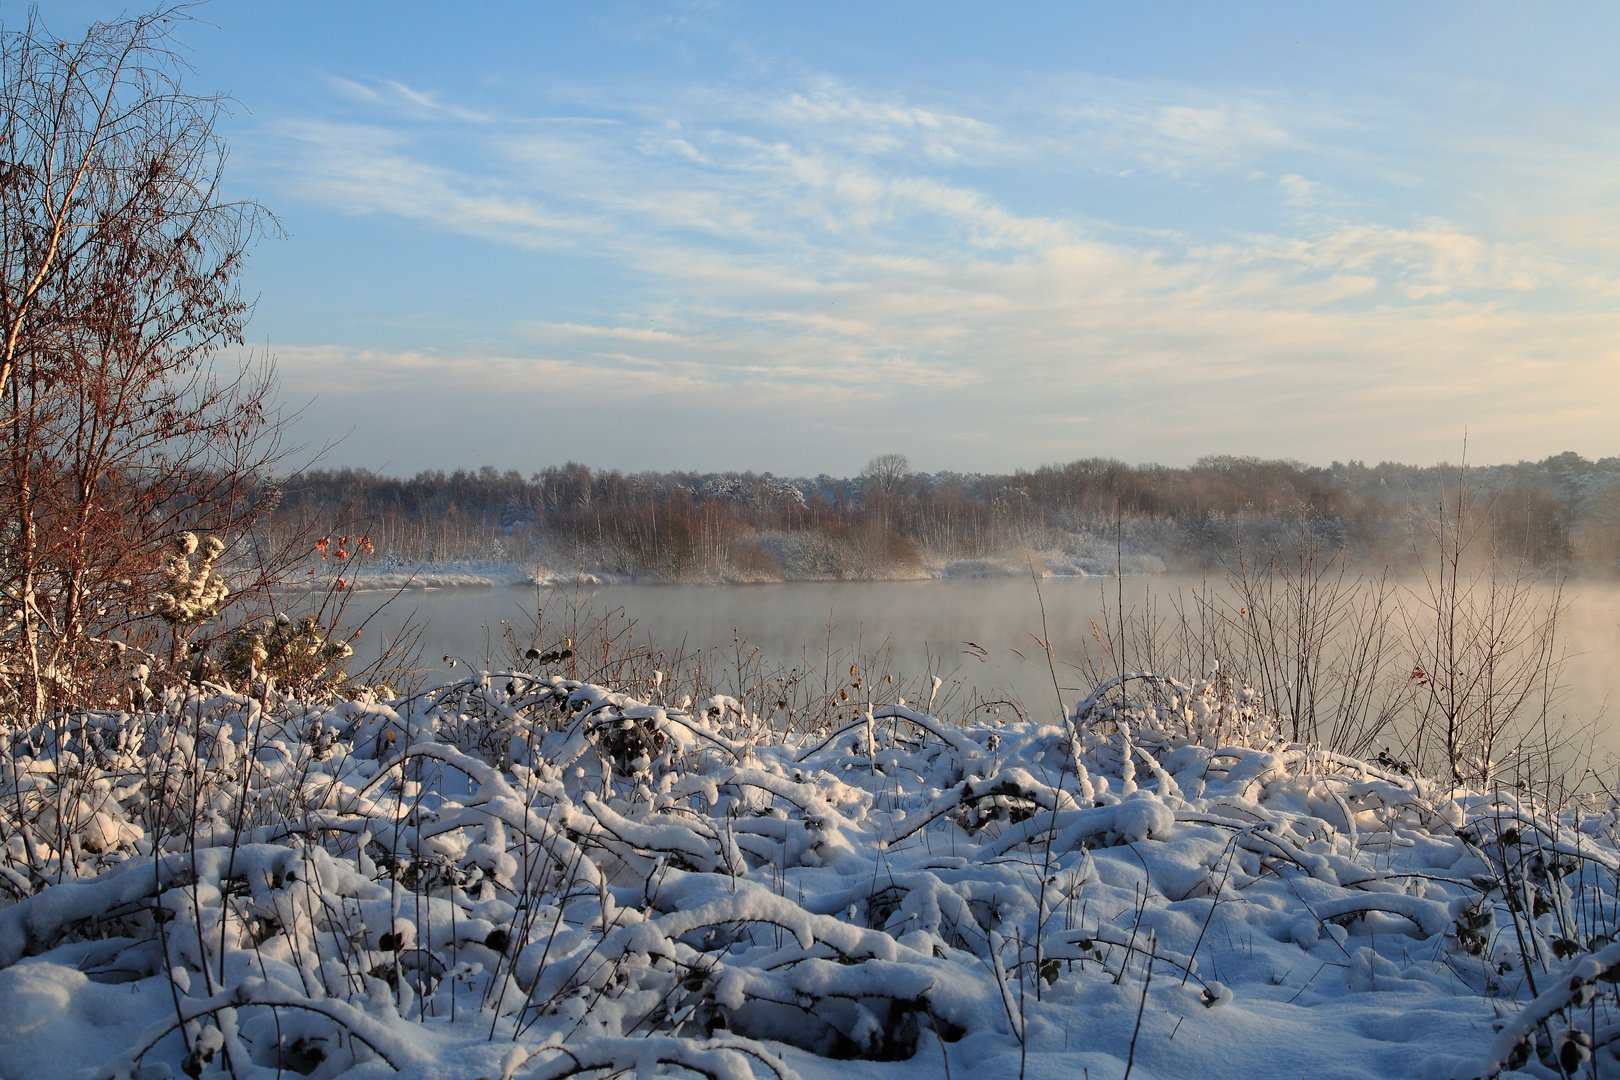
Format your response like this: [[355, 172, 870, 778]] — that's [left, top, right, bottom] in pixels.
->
[[328, 574, 1620, 753]]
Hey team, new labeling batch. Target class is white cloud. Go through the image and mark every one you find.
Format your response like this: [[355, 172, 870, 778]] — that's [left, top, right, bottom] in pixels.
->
[[248, 63, 1620, 472], [1277, 173, 1320, 207], [268, 120, 607, 247]]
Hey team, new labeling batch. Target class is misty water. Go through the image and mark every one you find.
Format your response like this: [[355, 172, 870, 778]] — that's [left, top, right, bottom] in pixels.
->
[[337, 575, 1620, 751]]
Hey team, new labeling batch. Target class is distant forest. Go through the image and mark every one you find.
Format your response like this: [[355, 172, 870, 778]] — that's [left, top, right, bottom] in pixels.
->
[[264, 452, 1620, 581]]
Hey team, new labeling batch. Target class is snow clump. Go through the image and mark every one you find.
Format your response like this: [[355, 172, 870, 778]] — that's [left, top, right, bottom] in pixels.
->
[[0, 669, 1616, 1079]]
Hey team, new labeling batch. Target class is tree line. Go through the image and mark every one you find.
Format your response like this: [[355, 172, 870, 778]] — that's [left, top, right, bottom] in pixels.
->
[[265, 451, 1620, 580]]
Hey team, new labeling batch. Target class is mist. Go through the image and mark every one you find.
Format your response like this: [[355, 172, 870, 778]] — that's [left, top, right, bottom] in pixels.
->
[[338, 572, 1619, 762]]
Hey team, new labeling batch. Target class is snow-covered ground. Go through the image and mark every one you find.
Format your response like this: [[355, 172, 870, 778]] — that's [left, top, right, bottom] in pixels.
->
[[1, 672, 1615, 1080], [333, 561, 567, 590], [318, 549, 1168, 592]]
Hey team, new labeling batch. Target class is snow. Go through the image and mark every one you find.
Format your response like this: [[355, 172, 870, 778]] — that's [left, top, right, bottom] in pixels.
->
[[2, 670, 1617, 1080], [307, 550, 1166, 593], [289, 561, 619, 592]]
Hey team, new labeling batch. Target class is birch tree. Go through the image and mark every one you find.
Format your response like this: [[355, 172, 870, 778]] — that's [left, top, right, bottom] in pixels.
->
[[0, 7, 284, 719]]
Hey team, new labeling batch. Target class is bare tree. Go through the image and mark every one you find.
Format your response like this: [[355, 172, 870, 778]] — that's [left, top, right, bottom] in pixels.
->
[[860, 452, 910, 531], [1400, 460, 1567, 785], [861, 452, 911, 495], [0, 7, 286, 719]]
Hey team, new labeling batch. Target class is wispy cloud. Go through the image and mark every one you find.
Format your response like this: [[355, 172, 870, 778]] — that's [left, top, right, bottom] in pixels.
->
[[269, 120, 607, 246], [252, 60, 1620, 471]]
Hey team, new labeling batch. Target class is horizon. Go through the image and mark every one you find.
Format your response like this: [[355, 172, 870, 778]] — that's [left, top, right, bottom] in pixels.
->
[[46, 1, 1620, 475], [287, 447, 1616, 482]]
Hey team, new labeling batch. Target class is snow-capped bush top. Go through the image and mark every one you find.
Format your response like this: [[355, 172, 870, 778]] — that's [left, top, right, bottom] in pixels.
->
[[154, 532, 230, 626]]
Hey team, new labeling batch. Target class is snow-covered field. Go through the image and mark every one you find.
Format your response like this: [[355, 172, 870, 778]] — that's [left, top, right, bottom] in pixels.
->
[[321, 545, 1169, 592], [2, 671, 1616, 1080]]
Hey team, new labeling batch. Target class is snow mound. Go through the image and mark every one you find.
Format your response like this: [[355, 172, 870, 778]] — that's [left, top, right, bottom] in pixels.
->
[[1, 671, 1616, 1080]]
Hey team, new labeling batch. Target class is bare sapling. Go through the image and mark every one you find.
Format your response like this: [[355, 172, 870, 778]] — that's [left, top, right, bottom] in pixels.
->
[[0, 6, 296, 721], [1401, 458, 1570, 787]]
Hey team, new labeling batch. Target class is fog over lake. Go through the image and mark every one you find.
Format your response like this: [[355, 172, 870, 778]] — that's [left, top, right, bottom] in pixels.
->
[[339, 576, 1620, 752]]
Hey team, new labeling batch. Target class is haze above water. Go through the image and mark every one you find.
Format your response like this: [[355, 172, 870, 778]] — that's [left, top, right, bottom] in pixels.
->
[[346, 576, 1620, 752]]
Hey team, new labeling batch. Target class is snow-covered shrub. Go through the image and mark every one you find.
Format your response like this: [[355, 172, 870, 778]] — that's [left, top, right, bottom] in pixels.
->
[[154, 533, 230, 627], [220, 612, 354, 697], [1, 670, 1617, 1079]]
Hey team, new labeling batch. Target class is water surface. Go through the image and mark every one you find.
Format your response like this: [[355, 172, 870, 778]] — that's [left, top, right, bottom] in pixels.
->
[[334, 575, 1620, 750]]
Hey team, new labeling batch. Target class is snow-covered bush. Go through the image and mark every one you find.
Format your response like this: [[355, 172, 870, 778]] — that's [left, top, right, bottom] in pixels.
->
[[155, 533, 231, 628], [1, 670, 1617, 1079], [220, 612, 354, 698]]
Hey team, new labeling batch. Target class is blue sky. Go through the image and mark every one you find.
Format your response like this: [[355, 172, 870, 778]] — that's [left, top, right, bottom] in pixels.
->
[[49, 1, 1620, 474]]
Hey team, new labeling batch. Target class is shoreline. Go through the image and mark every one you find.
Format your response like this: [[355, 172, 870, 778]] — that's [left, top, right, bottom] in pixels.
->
[[279, 558, 1159, 592]]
